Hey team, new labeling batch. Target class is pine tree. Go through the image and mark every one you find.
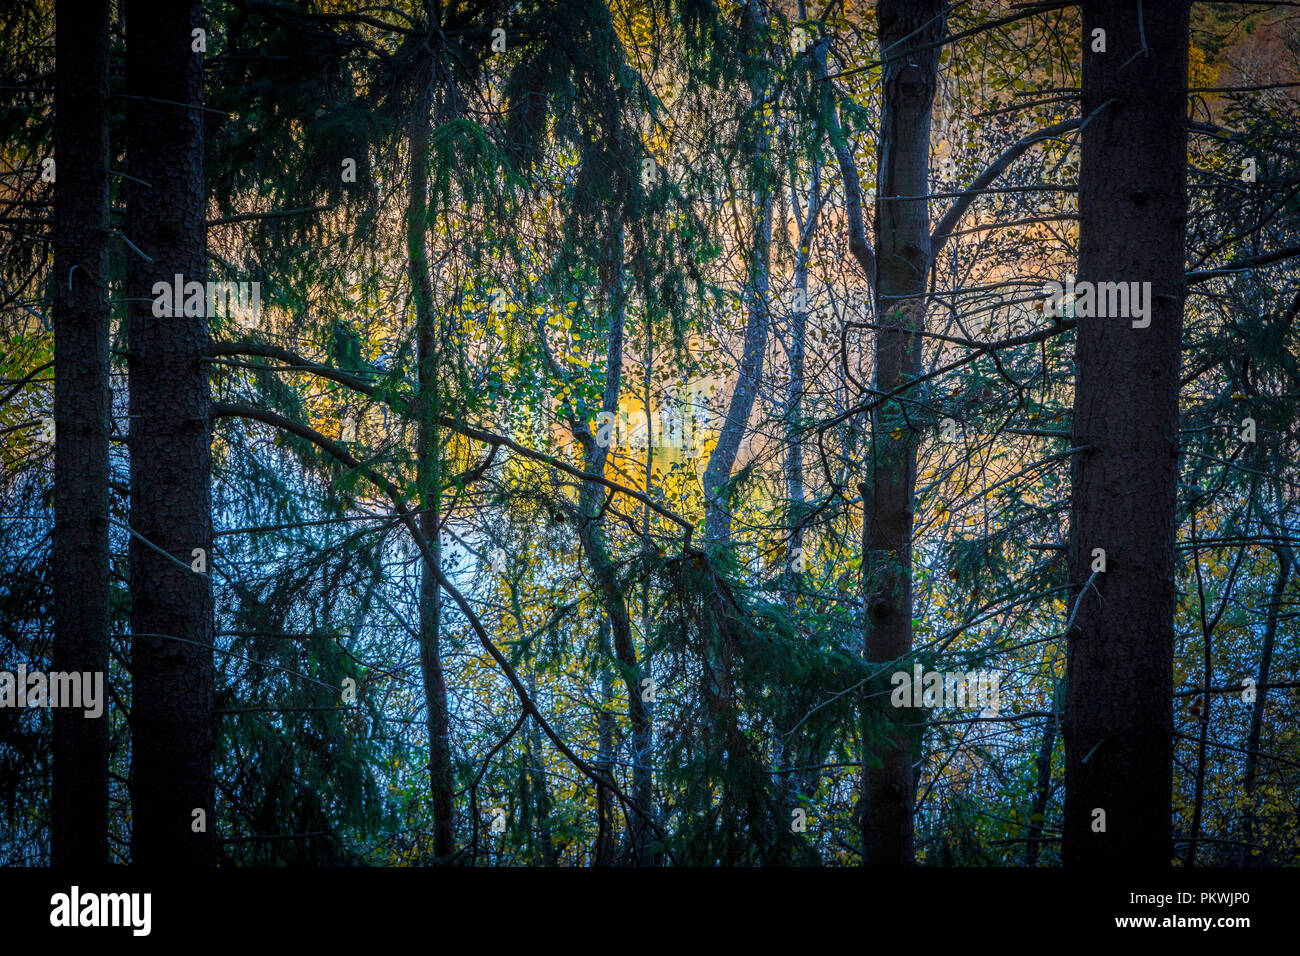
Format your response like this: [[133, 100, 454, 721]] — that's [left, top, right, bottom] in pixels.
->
[[125, 0, 216, 865], [51, 0, 111, 868], [1062, 0, 1189, 867]]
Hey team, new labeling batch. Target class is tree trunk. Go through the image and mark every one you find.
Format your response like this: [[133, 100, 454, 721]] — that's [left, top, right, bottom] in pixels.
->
[[1241, 548, 1290, 864], [125, 0, 216, 865], [1062, 0, 1188, 867], [524, 673, 555, 866], [578, 517, 652, 861], [784, 178, 817, 591], [859, 0, 943, 868], [407, 67, 455, 862], [51, 0, 111, 868], [1024, 679, 1061, 866], [572, 228, 655, 863]]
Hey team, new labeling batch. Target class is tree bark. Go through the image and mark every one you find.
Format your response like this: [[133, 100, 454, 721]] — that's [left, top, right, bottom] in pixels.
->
[[125, 0, 216, 865], [1062, 0, 1188, 868], [52, 0, 112, 868], [859, 0, 943, 868]]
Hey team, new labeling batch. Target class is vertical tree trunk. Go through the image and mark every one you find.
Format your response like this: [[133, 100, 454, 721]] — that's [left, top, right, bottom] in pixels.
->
[[859, 0, 943, 868], [51, 0, 111, 867], [125, 0, 216, 865], [573, 228, 655, 863], [578, 520, 652, 860], [1063, 0, 1188, 867], [1024, 681, 1061, 866], [524, 672, 555, 866], [774, 246, 809, 817], [784, 183, 816, 589], [775, 150, 823, 827], [1241, 548, 1290, 864], [407, 64, 455, 862]]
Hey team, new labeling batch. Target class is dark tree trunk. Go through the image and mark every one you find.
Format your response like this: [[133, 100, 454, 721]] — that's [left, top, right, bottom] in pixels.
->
[[1062, 0, 1188, 867], [51, 0, 112, 868], [125, 0, 216, 865], [859, 0, 943, 868]]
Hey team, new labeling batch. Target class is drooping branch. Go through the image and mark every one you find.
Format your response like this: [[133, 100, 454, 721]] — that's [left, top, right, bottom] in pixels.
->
[[207, 205, 337, 227], [818, 316, 1077, 434], [209, 341, 386, 394], [1187, 243, 1300, 284]]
